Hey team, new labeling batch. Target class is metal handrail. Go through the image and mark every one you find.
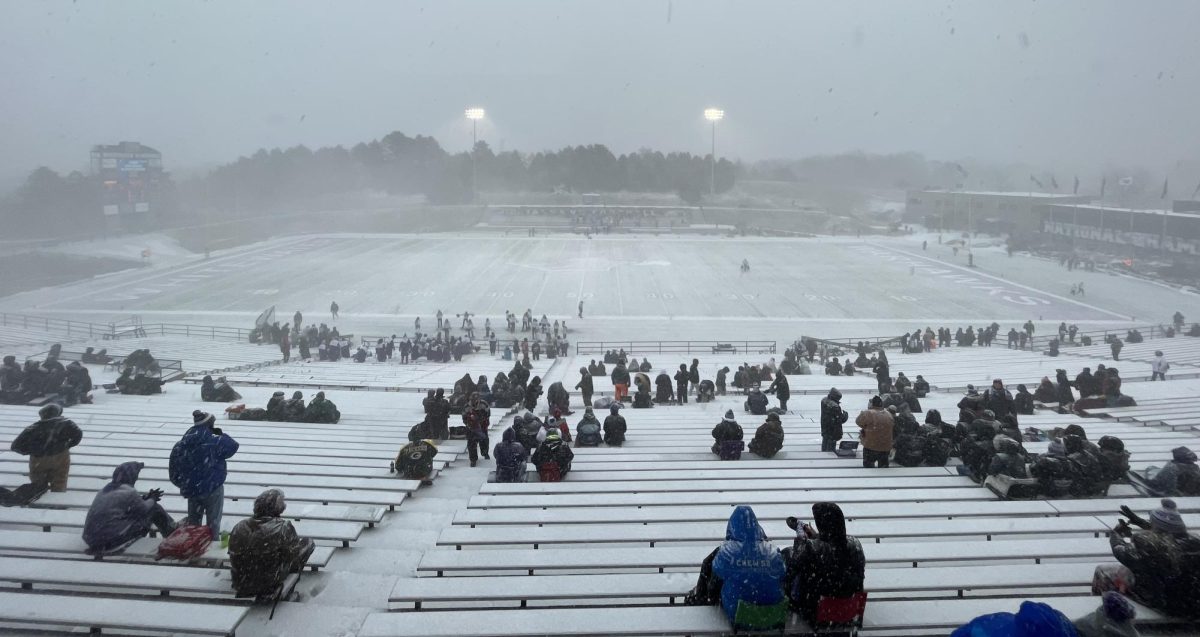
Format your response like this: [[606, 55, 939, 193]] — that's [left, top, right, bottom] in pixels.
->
[[0, 312, 253, 342]]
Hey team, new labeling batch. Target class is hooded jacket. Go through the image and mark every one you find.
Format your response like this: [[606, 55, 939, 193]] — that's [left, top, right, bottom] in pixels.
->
[[820, 390, 848, 440], [82, 462, 155, 554], [711, 506, 787, 628], [785, 502, 865, 622], [493, 429, 528, 482], [11, 412, 82, 458], [745, 390, 769, 415], [229, 489, 314, 597], [168, 423, 239, 498]]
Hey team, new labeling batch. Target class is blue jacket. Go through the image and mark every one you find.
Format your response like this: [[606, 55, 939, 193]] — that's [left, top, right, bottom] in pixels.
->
[[711, 505, 786, 623], [169, 424, 239, 498]]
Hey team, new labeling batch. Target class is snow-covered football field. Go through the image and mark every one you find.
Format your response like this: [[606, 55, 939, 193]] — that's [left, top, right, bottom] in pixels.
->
[[4, 231, 1197, 342]]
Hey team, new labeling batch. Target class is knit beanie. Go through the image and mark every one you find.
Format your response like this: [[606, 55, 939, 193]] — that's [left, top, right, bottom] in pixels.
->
[[1150, 499, 1187, 535], [38, 404, 63, 419], [723, 410, 736, 422], [193, 410, 215, 427]]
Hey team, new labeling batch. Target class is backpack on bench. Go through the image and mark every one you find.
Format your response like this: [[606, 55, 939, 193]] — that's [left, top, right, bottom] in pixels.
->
[[155, 525, 212, 561]]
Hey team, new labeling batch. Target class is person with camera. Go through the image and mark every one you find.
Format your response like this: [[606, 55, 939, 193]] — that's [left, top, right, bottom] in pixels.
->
[[1093, 500, 1200, 618], [83, 461, 176, 555], [169, 410, 239, 539], [781, 502, 866, 625]]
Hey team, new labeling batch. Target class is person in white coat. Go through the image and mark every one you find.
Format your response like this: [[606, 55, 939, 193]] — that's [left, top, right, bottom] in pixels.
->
[[1150, 351, 1170, 381]]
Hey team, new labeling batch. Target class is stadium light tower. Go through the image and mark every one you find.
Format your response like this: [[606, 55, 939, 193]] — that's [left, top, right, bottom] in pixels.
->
[[465, 108, 485, 201], [704, 108, 724, 196]]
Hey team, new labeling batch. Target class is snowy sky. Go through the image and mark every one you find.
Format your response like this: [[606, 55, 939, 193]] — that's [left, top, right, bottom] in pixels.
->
[[2, 0, 1198, 180]]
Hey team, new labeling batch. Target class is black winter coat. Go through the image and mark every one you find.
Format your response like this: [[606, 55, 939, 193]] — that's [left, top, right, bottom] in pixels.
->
[[819, 399, 848, 440], [748, 421, 784, 458], [11, 416, 82, 457]]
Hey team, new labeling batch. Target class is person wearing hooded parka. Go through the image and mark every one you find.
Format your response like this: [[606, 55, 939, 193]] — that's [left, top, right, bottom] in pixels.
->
[[685, 505, 788, 631], [493, 429, 529, 483], [229, 489, 315, 599], [83, 461, 176, 555], [782, 502, 866, 625]]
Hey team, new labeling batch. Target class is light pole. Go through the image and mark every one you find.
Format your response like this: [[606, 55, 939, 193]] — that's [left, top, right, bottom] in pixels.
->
[[704, 108, 724, 196], [465, 107, 485, 202]]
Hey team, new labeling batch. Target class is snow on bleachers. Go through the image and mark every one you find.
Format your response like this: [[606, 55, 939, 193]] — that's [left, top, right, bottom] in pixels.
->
[[1059, 333, 1200, 368], [380, 380, 1200, 636], [0, 373, 474, 635], [216, 354, 555, 391], [1, 331, 1198, 636]]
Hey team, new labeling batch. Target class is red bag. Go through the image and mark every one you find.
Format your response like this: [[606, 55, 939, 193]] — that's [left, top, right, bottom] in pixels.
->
[[155, 525, 212, 561]]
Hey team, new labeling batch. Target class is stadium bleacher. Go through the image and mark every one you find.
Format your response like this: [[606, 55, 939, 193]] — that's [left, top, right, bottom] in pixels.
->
[[0, 329, 1196, 636]]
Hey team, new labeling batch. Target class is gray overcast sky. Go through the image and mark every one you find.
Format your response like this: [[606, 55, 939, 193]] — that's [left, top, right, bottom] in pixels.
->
[[1, 0, 1197, 181]]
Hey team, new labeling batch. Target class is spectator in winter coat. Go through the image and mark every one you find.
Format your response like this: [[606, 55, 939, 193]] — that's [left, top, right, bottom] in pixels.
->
[[201, 375, 242, 402], [574, 368, 594, 406], [1055, 369, 1076, 408], [1013, 384, 1035, 416], [523, 377, 543, 411], [83, 461, 175, 555], [229, 489, 315, 599], [684, 505, 788, 631], [697, 379, 716, 403], [531, 431, 574, 482], [575, 407, 603, 447], [394, 439, 437, 480], [748, 413, 785, 458], [711, 410, 745, 460], [463, 394, 491, 466], [61, 361, 92, 406], [674, 364, 690, 405], [766, 373, 790, 411], [1073, 592, 1141, 637], [169, 410, 239, 537], [820, 388, 849, 452], [825, 358, 843, 376], [1147, 446, 1200, 497], [536, 415, 572, 444], [952, 601, 1080, 637], [611, 363, 631, 402], [303, 391, 341, 424], [985, 379, 1015, 422], [716, 366, 730, 395], [781, 502, 866, 625], [282, 391, 306, 421], [265, 391, 287, 421], [1031, 377, 1056, 403], [10, 404, 82, 492], [1095, 436, 1131, 484], [653, 372, 673, 404], [1093, 499, 1200, 617], [744, 388, 769, 415], [856, 396, 894, 468], [546, 381, 570, 415], [912, 375, 930, 397], [988, 435, 1029, 478], [493, 429, 529, 482], [1151, 351, 1170, 381], [689, 358, 700, 394], [603, 404, 627, 446]]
